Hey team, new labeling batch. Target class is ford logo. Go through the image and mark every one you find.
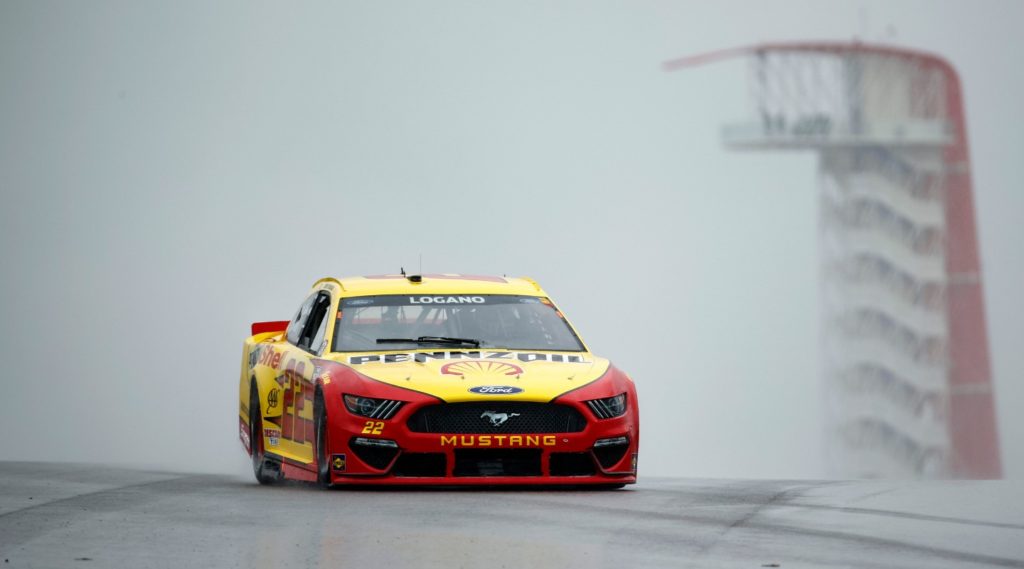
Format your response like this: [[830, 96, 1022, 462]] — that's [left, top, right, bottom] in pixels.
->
[[468, 385, 523, 395]]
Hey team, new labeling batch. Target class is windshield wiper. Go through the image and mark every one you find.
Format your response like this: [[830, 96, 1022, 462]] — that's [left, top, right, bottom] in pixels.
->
[[376, 336, 482, 347]]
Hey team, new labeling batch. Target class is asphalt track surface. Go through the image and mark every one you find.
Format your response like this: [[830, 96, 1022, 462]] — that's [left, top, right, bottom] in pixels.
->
[[1, 462, 1023, 568]]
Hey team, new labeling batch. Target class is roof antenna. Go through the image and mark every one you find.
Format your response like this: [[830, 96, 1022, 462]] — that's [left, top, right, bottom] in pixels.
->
[[403, 262, 422, 283], [419, 253, 422, 276]]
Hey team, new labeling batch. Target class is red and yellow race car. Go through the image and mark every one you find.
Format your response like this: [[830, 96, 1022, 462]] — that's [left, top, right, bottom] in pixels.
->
[[238, 273, 639, 487]]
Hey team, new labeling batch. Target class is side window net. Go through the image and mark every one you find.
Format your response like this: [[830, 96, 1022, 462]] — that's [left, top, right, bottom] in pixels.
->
[[301, 293, 332, 353], [286, 294, 317, 346]]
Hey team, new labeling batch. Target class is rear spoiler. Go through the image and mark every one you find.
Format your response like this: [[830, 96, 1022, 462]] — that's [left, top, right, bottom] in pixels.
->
[[251, 320, 290, 336]]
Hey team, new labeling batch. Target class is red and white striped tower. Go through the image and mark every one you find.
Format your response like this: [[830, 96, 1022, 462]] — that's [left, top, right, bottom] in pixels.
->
[[666, 43, 1001, 479]]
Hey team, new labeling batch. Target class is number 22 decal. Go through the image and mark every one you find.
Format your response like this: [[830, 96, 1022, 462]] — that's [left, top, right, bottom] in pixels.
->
[[361, 421, 384, 435]]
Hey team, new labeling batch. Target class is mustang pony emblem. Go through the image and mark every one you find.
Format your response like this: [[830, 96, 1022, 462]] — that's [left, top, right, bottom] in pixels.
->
[[481, 411, 521, 427]]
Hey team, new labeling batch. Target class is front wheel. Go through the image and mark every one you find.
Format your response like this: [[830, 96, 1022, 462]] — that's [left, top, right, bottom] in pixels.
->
[[314, 390, 332, 488]]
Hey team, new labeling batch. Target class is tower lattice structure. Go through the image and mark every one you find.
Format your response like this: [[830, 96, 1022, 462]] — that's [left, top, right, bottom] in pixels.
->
[[666, 42, 1001, 479]]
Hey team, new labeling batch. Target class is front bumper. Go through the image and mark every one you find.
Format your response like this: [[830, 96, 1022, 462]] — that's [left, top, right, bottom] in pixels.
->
[[324, 399, 638, 486]]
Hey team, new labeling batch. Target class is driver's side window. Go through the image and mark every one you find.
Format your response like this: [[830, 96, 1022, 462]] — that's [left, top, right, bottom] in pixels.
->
[[286, 294, 317, 346], [308, 306, 329, 354], [288, 292, 332, 354]]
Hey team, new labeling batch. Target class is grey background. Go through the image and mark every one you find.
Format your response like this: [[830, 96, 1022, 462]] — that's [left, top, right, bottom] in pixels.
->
[[1, 0, 1020, 479]]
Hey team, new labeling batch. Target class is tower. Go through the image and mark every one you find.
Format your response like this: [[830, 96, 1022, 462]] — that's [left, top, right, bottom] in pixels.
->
[[666, 43, 1001, 478]]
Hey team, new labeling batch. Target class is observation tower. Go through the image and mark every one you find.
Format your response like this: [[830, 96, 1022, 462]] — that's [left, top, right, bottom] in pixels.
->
[[666, 43, 1001, 478]]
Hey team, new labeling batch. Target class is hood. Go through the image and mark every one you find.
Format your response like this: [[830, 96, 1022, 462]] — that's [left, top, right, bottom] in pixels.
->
[[327, 350, 610, 402]]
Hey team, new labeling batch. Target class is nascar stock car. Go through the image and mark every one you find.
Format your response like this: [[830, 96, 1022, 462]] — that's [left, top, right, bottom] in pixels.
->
[[238, 273, 639, 487]]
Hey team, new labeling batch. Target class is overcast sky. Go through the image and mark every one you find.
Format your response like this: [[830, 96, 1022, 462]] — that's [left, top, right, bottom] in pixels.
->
[[1, 0, 1020, 479]]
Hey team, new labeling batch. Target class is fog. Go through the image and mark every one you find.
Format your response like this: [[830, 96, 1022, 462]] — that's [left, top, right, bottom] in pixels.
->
[[1, 0, 1021, 479]]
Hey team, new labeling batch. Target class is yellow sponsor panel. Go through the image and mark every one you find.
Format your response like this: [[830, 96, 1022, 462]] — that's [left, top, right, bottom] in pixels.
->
[[329, 275, 545, 297], [327, 351, 609, 402]]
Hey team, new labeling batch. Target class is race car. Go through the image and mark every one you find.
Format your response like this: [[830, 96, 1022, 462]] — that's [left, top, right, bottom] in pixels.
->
[[238, 273, 639, 487]]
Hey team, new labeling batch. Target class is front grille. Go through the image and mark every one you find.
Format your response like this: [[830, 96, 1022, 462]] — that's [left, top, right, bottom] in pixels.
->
[[454, 449, 542, 477], [393, 453, 446, 477], [406, 402, 586, 434], [550, 452, 596, 476]]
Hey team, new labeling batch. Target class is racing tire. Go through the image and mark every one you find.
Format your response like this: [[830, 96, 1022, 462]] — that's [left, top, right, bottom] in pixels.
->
[[314, 389, 332, 488], [250, 383, 281, 485]]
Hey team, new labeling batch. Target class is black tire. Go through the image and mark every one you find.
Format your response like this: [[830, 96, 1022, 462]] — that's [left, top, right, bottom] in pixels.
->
[[250, 383, 280, 485], [314, 389, 332, 488]]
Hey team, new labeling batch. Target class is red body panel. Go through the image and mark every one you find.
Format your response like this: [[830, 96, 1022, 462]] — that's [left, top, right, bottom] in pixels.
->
[[298, 361, 639, 486]]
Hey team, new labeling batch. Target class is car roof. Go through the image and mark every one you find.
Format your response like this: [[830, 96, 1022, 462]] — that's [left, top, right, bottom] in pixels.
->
[[316, 274, 548, 297]]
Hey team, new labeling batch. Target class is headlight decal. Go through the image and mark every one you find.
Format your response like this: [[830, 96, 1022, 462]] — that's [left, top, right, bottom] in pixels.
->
[[586, 393, 627, 419], [343, 394, 404, 419]]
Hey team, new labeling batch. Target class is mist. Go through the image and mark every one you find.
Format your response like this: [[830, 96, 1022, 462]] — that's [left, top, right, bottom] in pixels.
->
[[1, 0, 1021, 479]]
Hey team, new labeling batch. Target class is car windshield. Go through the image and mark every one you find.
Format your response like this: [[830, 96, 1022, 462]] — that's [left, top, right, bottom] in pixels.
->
[[332, 295, 585, 352]]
